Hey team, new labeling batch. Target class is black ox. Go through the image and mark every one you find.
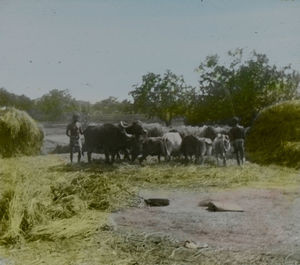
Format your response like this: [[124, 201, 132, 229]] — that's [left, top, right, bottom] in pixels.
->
[[181, 135, 212, 164], [136, 137, 166, 163], [83, 121, 146, 163]]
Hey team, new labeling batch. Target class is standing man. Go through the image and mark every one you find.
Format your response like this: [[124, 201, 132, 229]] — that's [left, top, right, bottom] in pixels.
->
[[229, 117, 245, 166], [66, 113, 83, 164]]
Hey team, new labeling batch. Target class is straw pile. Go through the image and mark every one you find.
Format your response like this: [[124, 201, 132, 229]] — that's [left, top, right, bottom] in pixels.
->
[[246, 100, 300, 168], [0, 107, 44, 157]]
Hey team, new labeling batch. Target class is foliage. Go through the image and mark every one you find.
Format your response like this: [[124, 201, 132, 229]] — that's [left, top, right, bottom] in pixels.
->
[[0, 88, 34, 112], [246, 100, 300, 168], [0, 107, 44, 157], [77, 100, 92, 116], [186, 49, 300, 126], [92, 96, 132, 114], [35, 89, 79, 121], [0, 88, 135, 122], [2, 49, 299, 126], [129, 70, 190, 126]]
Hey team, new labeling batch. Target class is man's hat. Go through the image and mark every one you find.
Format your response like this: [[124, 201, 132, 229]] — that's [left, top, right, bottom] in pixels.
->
[[232, 116, 240, 125], [72, 113, 80, 122]]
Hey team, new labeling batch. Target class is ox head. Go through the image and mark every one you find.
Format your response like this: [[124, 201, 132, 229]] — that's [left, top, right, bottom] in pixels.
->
[[203, 126, 217, 141], [231, 116, 240, 126], [118, 123, 135, 140], [72, 113, 80, 122], [119, 120, 147, 138]]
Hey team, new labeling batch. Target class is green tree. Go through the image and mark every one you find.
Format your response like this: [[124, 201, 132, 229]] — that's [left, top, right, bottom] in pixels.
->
[[0, 88, 34, 112], [187, 49, 300, 125], [93, 97, 122, 114], [92, 97, 133, 114], [35, 89, 78, 121], [118, 99, 133, 114], [129, 70, 190, 126]]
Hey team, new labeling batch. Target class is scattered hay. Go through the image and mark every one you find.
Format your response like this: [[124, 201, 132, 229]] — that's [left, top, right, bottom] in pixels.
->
[[0, 190, 14, 237], [50, 173, 136, 212], [0, 107, 44, 157], [0, 155, 300, 264], [30, 211, 107, 241], [0, 156, 137, 246], [246, 100, 300, 168]]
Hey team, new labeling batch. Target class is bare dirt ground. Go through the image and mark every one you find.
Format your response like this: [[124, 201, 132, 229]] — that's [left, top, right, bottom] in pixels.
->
[[41, 123, 69, 154], [111, 188, 300, 261]]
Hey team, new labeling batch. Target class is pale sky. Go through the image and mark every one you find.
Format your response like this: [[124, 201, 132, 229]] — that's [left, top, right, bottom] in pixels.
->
[[0, 0, 299, 102]]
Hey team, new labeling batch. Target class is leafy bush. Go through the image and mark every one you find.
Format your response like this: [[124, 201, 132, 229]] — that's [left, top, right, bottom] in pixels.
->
[[186, 50, 300, 126], [0, 107, 44, 157], [246, 100, 300, 168]]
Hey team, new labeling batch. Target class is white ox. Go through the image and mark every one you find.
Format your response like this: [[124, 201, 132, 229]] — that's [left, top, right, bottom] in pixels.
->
[[162, 132, 182, 160], [212, 134, 231, 166]]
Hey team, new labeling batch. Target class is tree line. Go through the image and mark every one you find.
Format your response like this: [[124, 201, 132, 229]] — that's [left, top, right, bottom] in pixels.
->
[[0, 89, 133, 122], [1, 49, 299, 126], [130, 49, 300, 126]]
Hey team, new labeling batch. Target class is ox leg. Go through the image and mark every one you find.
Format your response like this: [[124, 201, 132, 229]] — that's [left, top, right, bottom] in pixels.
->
[[165, 154, 171, 162], [70, 149, 73, 164], [87, 151, 92, 163], [158, 154, 161, 163], [181, 152, 188, 164], [77, 150, 81, 163], [240, 145, 245, 165], [184, 154, 188, 163], [222, 154, 227, 166], [112, 149, 120, 163], [139, 154, 147, 164], [236, 152, 241, 166], [216, 155, 226, 166], [104, 150, 110, 164], [199, 155, 204, 165], [111, 153, 116, 164], [131, 153, 137, 163], [184, 154, 188, 164], [233, 143, 240, 166], [163, 146, 171, 161], [123, 151, 130, 161], [195, 154, 199, 164]]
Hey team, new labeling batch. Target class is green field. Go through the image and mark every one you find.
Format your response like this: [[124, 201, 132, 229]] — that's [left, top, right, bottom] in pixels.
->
[[0, 155, 300, 265]]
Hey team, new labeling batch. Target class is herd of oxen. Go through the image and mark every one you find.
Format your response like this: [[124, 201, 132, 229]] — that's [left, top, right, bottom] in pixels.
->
[[81, 120, 248, 166]]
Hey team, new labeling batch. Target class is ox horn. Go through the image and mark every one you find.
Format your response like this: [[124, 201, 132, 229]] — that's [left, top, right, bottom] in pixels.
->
[[120, 121, 129, 128], [124, 131, 134, 139]]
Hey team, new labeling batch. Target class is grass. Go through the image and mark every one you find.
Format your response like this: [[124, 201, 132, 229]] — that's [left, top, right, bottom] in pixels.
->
[[0, 154, 299, 264]]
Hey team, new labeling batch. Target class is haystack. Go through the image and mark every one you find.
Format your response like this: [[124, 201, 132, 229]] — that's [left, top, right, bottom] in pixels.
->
[[246, 100, 300, 168], [0, 107, 44, 157]]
